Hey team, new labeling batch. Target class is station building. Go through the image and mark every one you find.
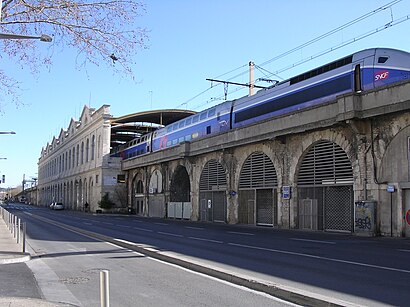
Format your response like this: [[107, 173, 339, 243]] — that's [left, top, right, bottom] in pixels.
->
[[37, 105, 194, 213]]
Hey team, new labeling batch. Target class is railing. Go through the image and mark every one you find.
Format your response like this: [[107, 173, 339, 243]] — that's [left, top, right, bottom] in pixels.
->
[[0, 206, 26, 253]]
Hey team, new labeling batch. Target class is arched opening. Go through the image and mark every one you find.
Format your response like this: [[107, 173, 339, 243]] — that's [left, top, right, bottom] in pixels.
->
[[238, 152, 278, 226], [297, 140, 353, 232], [199, 160, 227, 222], [132, 176, 144, 215], [170, 166, 190, 202]]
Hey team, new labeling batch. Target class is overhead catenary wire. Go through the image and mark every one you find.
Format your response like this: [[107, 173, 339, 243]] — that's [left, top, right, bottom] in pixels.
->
[[177, 0, 406, 111]]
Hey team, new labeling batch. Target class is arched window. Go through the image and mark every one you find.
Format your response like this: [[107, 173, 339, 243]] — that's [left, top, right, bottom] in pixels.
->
[[76, 144, 79, 166], [86, 138, 90, 162], [97, 135, 101, 158], [91, 135, 95, 160], [81, 142, 84, 164]]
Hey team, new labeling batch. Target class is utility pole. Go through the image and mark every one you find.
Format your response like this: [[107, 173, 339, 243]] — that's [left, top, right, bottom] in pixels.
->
[[249, 61, 255, 96]]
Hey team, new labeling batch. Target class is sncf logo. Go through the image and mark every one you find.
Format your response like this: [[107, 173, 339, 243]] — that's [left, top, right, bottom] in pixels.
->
[[375, 70, 389, 81]]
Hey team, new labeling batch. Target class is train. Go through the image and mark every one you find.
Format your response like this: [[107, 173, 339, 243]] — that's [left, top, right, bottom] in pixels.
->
[[112, 48, 410, 160]]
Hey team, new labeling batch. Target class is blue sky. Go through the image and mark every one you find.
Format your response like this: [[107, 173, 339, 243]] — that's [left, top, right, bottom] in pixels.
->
[[0, 0, 409, 187]]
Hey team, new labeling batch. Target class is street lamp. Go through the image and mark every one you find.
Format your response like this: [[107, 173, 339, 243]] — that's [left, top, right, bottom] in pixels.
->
[[0, 33, 52, 42]]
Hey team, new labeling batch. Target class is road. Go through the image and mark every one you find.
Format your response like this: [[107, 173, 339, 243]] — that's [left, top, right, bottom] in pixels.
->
[[6, 202, 410, 306], [5, 203, 296, 307]]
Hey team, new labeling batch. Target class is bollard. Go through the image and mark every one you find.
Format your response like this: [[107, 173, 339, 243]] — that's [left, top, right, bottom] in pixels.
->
[[100, 270, 110, 307], [22, 223, 26, 253], [13, 215, 17, 239], [17, 218, 20, 244]]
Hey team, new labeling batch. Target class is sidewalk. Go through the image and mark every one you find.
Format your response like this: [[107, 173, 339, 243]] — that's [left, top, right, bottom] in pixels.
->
[[0, 218, 30, 264], [0, 217, 73, 306]]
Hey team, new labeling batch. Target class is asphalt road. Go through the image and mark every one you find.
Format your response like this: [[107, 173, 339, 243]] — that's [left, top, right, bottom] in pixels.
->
[[6, 203, 297, 307], [6, 202, 410, 306]]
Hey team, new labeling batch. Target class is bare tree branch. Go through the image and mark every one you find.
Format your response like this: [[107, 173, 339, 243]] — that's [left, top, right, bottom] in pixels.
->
[[0, 0, 149, 107]]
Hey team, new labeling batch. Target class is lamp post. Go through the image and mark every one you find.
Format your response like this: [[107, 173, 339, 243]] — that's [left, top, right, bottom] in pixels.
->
[[0, 33, 52, 42]]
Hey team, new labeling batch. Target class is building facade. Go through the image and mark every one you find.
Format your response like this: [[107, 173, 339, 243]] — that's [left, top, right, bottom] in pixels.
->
[[37, 105, 125, 212]]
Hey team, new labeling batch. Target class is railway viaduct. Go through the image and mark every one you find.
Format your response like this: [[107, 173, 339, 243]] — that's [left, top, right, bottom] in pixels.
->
[[122, 79, 410, 237]]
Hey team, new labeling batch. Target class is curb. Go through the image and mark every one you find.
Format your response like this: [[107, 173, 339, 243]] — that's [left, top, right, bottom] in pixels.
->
[[0, 253, 31, 265]]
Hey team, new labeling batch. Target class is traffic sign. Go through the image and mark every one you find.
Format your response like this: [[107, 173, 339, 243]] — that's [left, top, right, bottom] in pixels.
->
[[406, 209, 410, 226]]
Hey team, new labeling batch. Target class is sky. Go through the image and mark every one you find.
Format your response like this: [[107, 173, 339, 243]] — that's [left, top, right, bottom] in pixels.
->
[[0, 0, 409, 188]]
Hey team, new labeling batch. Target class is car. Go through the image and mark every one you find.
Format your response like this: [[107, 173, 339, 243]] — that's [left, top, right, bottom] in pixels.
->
[[49, 202, 56, 209], [53, 203, 64, 210]]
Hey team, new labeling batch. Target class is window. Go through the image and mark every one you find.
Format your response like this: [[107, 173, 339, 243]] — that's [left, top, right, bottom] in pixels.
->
[[86, 138, 89, 162], [81, 142, 84, 164], [208, 108, 216, 117], [200, 112, 207, 120], [173, 124, 179, 131], [117, 174, 126, 183], [76, 145, 79, 166], [378, 56, 389, 64], [179, 121, 185, 128], [167, 126, 172, 133], [206, 126, 211, 135], [185, 118, 192, 125], [192, 115, 199, 123], [91, 135, 95, 160]]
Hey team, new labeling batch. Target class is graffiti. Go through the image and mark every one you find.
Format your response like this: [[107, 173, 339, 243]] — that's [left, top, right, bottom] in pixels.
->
[[355, 201, 375, 232], [355, 216, 372, 230]]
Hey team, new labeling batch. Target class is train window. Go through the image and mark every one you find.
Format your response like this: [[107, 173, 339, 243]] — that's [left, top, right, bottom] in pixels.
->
[[185, 135, 192, 141], [185, 118, 192, 125], [179, 137, 184, 143], [208, 108, 216, 117], [167, 141, 171, 147], [378, 56, 389, 64], [167, 126, 172, 133], [172, 139, 178, 145], [193, 115, 199, 123], [179, 121, 185, 128], [173, 124, 178, 131], [200, 112, 207, 120]]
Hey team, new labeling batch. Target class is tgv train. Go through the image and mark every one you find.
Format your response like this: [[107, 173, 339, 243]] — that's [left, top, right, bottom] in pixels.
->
[[113, 48, 410, 160]]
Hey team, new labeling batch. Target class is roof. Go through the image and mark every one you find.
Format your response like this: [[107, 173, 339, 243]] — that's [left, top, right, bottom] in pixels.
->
[[110, 109, 196, 147]]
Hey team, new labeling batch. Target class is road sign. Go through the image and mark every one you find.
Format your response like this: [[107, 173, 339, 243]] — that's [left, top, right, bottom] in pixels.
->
[[282, 186, 291, 199], [387, 185, 395, 193], [406, 209, 410, 226]]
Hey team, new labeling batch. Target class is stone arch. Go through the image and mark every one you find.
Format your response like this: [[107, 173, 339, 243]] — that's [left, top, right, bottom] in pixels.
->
[[132, 173, 144, 215], [296, 139, 354, 232], [199, 159, 227, 222], [170, 165, 191, 202], [237, 151, 278, 226]]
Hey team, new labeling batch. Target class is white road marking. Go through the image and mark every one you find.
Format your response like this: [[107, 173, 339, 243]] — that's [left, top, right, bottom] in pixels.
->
[[227, 231, 255, 236], [158, 231, 183, 238], [117, 225, 131, 228], [188, 236, 223, 244], [228, 242, 410, 274], [291, 238, 335, 244], [398, 249, 410, 253], [185, 226, 204, 230], [133, 227, 153, 232], [154, 222, 168, 225]]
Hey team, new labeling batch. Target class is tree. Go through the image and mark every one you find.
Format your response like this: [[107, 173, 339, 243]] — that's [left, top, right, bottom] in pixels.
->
[[0, 0, 148, 105], [98, 192, 115, 210]]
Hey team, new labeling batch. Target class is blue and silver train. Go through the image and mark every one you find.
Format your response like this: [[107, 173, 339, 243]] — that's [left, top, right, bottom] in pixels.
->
[[113, 48, 410, 160]]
